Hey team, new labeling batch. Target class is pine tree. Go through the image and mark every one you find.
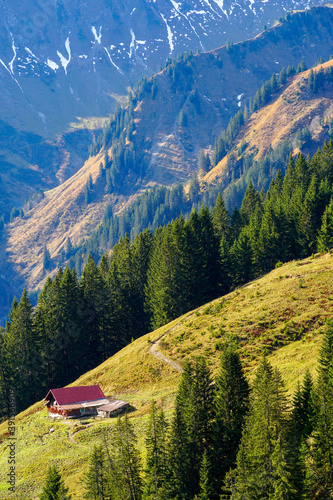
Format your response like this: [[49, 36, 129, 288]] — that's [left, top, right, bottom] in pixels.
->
[[43, 244, 51, 271], [198, 151, 211, 173], [142, 402, 169, 499], [230, 359, 292, 499], [309, 321, 333, 497], [65, 237, 73, 258], [213, 345, 249, 496], [317, 198, 333, 252], [231, 227, 254, 287], [167, 358, 214, 499], [270, 434, 296, 500], [145, 225, 182, 329], [110, 415, 143, 500], [240, 181, 261, 226], [6, 290, 40, 412], [84, 445, 111, 500], [291, 370, 315, 442], [80, 254, 106, 368], [198, 451, 214, 500], [40, 465, 71, 500], [212, 193, 230, 242]]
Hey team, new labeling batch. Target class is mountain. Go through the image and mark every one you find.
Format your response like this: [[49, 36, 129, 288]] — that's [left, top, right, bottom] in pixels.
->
[[0, 120, 101, 219], [0, 0, 329, 137], [203, 58, 333, 204], [0, 252, 331, 498], [2, 7, 333, 313]]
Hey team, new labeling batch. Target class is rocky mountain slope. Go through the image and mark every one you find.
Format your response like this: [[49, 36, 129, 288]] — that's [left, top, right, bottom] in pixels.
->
[[0, 0, 329, 137], [0, 252, 332, 498]]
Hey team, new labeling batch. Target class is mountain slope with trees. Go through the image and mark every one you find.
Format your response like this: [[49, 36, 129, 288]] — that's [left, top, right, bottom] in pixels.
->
[[2, 35, 333, 313], [2, 138, 333, 421], [0, 251, 332, 498]]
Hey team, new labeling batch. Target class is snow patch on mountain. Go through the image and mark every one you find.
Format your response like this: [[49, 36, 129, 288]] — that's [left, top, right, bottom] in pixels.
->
[[46, 59, 59, 71], [9, 33, 17, 75], [103, 47, 124, 75], [57, 37, 71, 75], [161, 14, 174, 53], [210, 0, 229, 18], [92, 26, 102, 45]]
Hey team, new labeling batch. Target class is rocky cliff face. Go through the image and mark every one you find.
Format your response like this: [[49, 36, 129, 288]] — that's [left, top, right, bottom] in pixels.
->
[[0, 0, 328, 137]]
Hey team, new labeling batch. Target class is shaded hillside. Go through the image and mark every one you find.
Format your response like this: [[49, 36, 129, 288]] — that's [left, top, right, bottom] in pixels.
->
[[0, 0, 327, 136], [0, 252, 332, 498], [0, 121, 98, 219]]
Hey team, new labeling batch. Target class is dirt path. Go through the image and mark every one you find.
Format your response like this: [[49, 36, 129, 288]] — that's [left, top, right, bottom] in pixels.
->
[[67, 429, 85, 446], [149, 334, 183, 372], [148, 315, 196, 372]]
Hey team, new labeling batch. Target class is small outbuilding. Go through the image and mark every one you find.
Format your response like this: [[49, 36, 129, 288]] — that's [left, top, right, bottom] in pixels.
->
[[97, 400, 130, 418], [44, 385, 110, 419]]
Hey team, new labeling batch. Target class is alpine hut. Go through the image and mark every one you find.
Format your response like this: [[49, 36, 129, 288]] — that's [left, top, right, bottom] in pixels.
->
[[44, 385, 109, 419]]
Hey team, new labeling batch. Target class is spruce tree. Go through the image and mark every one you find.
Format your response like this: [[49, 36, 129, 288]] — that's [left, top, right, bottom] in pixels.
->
[[309, 321, 333, 497], [40, 465, 71, 500], [142, 402, 169, 499], [167, 358, 214, 499], [6, 290, 40, 412], [84, 445, 111, 500], [270, 435, 296, 500], [317, 198, 333, 252], [229, 359, 292, 499], [198, 450, 214, 500], [212, 193, 230, 242], [213, 345, 249, 496], [80, 254, 105, 368], [110, 414, 143, 500]]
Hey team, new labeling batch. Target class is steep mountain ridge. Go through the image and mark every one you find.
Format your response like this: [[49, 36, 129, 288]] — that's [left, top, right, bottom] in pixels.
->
[[0, 0, 329, 137], [0, 252, 332, 498]]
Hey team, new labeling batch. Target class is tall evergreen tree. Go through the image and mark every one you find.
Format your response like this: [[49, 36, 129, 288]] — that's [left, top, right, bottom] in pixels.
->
[[317, 198, 333, 252], [212, 193, 230, 242], [198, 450, 214, 500], [142, 402, 169, 499], [167, 358, 214, 499], [229, 359, 292, 499], [308, 321, 333, 498], [110, 414, 143, 500], [40, 465, 71, 500], [84, 445, 111, 500], [80, 254, 106, 368], [6, 290, 40, 412], [213, 345, 249, 497]]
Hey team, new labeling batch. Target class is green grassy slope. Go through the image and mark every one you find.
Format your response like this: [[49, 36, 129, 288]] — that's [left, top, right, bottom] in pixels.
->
[[0, 252, 332, 498]]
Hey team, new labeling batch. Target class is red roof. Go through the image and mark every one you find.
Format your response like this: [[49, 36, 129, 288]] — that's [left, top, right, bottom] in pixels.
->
[[45, 385, 106, 405]]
